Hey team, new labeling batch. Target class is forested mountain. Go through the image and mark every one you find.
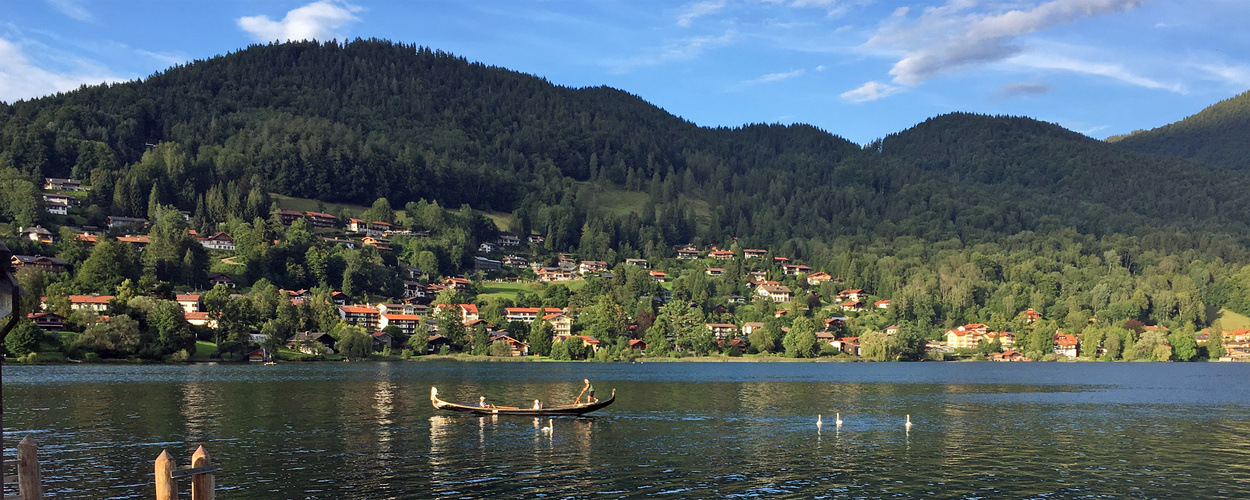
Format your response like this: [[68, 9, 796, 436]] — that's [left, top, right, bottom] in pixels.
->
[[1109, 90, 1250, 170]]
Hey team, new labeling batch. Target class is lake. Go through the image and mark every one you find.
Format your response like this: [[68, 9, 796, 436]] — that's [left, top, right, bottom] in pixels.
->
[[4, 361, 1249, 499]]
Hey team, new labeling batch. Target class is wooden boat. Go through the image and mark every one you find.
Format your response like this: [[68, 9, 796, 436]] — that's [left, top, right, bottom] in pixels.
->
[[430, 387, 615, 416]]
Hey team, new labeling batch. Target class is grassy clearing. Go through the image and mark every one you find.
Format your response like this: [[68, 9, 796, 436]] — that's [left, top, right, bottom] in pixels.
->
[[477, 280, 588, 301], [192, 340, 219, 359], [1212, 307, 1250, 332]]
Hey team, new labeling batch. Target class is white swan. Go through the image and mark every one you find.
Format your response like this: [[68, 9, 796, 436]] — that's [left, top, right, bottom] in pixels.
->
[[542, 418, 553, 435], [835, 413, 843, 427], [817, 414, 823, 429], [905, 414, 912, 430]]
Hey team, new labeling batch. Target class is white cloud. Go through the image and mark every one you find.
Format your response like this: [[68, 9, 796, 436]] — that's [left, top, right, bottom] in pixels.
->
[[865, 0, 1142, 86], [1195, 63, 1250, 88], [677, 0, 726, 27], [750, 69, 805, 84], [785, 0, 868, 18], [238, 0, 362, 42], [840, 80, 903, 102], [0, 37, 130, 103], [45, 0, 93, 22], [1008, 52, 1184, 92], [608, 31, 736, 73]]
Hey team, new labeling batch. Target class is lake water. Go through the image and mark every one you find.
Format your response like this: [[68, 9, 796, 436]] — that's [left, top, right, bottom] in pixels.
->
[[4, 361, 1249, 499]]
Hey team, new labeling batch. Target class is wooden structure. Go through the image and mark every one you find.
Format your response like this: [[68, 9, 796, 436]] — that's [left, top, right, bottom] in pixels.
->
[[431, 387, 615, 416], [155, 446, 219, 500], [3, 437, 41, 500]]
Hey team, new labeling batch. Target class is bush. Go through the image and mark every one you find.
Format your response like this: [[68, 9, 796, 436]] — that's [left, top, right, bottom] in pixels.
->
[[438, 345, 450, 355], [725, 345, 743, 357], [5, 322, 42, 357], [165, 349, 190, 362], [400, 349, 413, 359]]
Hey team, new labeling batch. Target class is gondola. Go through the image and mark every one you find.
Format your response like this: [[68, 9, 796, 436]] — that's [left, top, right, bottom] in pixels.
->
[[430, 387, 615, 416]]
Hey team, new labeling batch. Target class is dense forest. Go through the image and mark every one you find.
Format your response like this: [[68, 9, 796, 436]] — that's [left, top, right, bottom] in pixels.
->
[[1109, 90, 1250, 170], [3, 39, 1249, 362]]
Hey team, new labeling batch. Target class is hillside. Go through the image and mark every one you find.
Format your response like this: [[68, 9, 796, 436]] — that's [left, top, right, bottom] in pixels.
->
[[1108, 90, 1250, 170]]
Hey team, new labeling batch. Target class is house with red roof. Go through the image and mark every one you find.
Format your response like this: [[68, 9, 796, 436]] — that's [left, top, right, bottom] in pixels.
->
[[1053, 332, 1079, 358], [338, 305, 381, 330], [505, 307, 566, 323]]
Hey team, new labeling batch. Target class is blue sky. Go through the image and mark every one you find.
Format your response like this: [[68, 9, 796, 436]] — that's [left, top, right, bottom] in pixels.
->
[[2, 0, 1247, 144]]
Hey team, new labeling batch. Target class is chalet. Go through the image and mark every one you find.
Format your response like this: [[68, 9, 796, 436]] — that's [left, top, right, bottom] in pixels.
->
[[371, 331, 396, 351], [458, 304, 479, 322], [579, 260, 608, 274], [474, 256, 502, 271], [749, 279, 779, 289], [68, 294, 113, 312], [649, 271, 668, 282], [569, 334, 602, 353], [806, 272, 833, 286], [624, 258, 649, 268], [339, 305, 381, 330], [330, 291, 349, 305], [403, 280, 426, 299], [444, 277, 472, 291], [497, 234, 521, 246], [76, 232, 98, 244], [248, 348, 272, 362], [743, 249, 768, 259], [376, 303, 417, 315], [42, 192, 73, 206], [815, 330, 837, 345], [426, 334, 452, 354], [175, 294, 202, 313], [676, 248, 700, 259], [478, 242, 496, 253], [705, 268, 725, 277], [184, 311, 217, 328], [727, 294, 746, 304], [107, 216, 148, 230], [990, 350, 1029, 362], [117, 235, 150, 249], [883, 324, 898, 335], [1227, 329, 1250, 342], [372, 221, 400, 234], [772, 256, 790, 264], [628, 339, 648, 351], [277, 210, 304, 225], [837, 289, 864, 302], [11, 255, 66, 273], [985, 331, 1016, 349], [27, 312, 65, 331], [400, 266, 424, 280], [782, 264, 812, 275], [748, 271, 767, 281], [874, 299, 890, 310], [304, 211, 337, 228], [287, 332, 337, 354], [207, 273, 235, 288], [347, 218, 369, 232], [825, 317, 849, 331], [536, 267, 575, 282], [545, 313, 573, 337], [756, 284, 793, 302], [198, 232, 236, 251], [709, 250, 734, 260], [831, 337, 861, 356], [506, 307, 565, 323], [44, 178, 84, 191], [362, 236, 392, 251], [1053, 333, 1079, 358], [45, 200, 68, 215], [945, 323, 990, 350], [321, 237, 356, 249], [527, 234, 545, 244], [490, 334, 529, 356], [741, 322, 765, 336], [706, 323, 739, 341], [502, 255, 529, 268], [1023, 308, 1042, 323], [20, 226, 54, 244]]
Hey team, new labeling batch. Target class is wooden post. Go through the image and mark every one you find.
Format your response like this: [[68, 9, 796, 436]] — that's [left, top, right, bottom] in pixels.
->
[[189, 446, 214, 500], [154, 450, 177, 500], [17, 437, 41, 500]]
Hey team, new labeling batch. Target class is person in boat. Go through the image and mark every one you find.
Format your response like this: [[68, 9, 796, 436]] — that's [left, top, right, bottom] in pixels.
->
[[577, 379, 597, 404], [533, 399, 543, 409], [479, 396, 489, 408]]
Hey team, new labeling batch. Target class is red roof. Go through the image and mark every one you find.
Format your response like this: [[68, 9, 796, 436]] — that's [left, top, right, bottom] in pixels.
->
[[506, 307, 564, 314], [458, 303, 479, 314], [1054, 333, 1079, 346], [69, 295, 113, 304], [382, 314, 421, 321], [176, 294, 201, 302], [184, 312, 211, 320], [339, 305, 379, 314]]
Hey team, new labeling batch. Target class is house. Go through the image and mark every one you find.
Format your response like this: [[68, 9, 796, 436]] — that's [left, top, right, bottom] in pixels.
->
[[175, 294, 202, 313], [505, 307, 565, 323], [11, 255, 66, 273], [338, 305, 381, 330], [303, 211, 337, 228], [782, 264, 812, 275], [184, 311, 217, 328], [444, 277, 472, 291], [527, 234, 545, 244], [1023, 308, 1042, 323], [287, 332, 337, 354], [117, 235, 150, 249], [536, 267, 575, 282], [544, 313, 573, 337], [424, 334, 451, 353], [330, 291, 349, 305], [772, 256, 790, 264], [579, 260, 608, 274], [990, 350, 1029, 362], [276, 210, 304, 225], [248, 348, 272, 362], [20, 226, 54, 243], [371, 331, 396, 351], [68, 294, 113, 312], [705, 268, 725, 277], [756, 284, 793, 302], [44, 177, 84, 191], [107, 216, 147, 230], [27, 312, 65, 331], [676, 248, 700, 259], [743, 249, 767, 259], [198, 232, 236, 251], [741, 322, 765, 336], [806, 272, 833, 286], [838, 300, 865, 312], [478, 242, 496, 253], [474, 256, 502, 271], [497, 234, 521, 247], [568, 334, 602, 353], [649, 271, 668, 282], [45, 200, 68, 216], [945, 323, 990, 350], [727, 294, 746, 303], [706, 323, 739, 341], [403, 280, 426, 299], [207, 273, 235, 288], [624, 258, 649, 268], [825, 317, 849, 331], [709, 250, 734, 260], [1227, 329, 1250, 342], [347, 218, 369, 232], [837, 289, 864, 302], [502, 255, 529, 268], [321, 237, 356, 249], [985, 331, 1016, 349], [1053, 333, 1079, 358], [490, 334, 529, 356], [457, 304, 480, 322], [831, 337, 861, 356], [629, 339, 647, 351], [379, 313, 422, 337], [362, 236, 392, 251], [372, 221, 401, 234], [376, 303, 417, 315]]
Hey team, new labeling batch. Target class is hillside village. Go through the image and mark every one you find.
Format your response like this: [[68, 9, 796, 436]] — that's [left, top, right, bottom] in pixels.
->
[[7, 177, 1247, 363]]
